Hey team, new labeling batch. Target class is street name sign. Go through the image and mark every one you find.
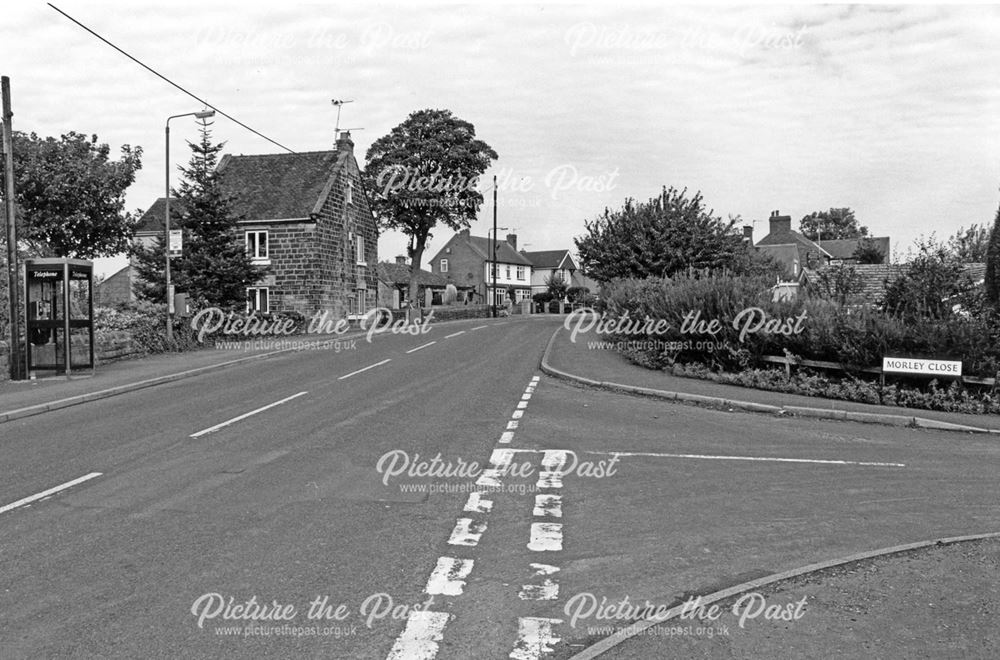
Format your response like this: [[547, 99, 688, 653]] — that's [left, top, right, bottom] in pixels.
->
[[882, 357, 962, 377]]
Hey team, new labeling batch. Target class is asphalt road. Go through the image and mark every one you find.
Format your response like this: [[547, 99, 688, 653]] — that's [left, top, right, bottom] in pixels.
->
[[1, 315, 998, 659]]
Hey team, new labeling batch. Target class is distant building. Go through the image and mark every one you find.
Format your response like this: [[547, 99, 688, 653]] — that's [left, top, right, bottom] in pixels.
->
[[133, 131, 378, 319], [377, 256, 474, 309], [94, 265, 134, 307], [520, 249, 598, 295], [428, 230, 534, 306]]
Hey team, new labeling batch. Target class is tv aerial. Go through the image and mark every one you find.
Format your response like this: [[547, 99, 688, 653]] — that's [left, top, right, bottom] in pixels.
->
[[331, 99, 354, 139]]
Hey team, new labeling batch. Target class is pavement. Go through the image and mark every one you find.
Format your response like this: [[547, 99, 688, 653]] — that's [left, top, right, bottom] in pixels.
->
[[538, 324, 1000, 659], [1, 316, 998, 658]]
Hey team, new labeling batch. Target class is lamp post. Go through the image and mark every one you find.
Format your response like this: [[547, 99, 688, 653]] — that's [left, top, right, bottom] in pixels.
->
[[165, 110, 215, 342], [487, 225, 509, 318]]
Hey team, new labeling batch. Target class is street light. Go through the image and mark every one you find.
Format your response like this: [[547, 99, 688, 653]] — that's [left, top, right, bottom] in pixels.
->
[[165, 109, 215, 342], [487, 225, 509, 318]]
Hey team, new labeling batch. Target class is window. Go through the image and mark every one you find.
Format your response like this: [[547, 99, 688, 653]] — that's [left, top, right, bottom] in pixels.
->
[[489, 263, 498, 279], [346, 180, 354, 205], [246, 230, 269, 263], [492, 287, 508, 307], [516, 266, 525, 281], [247, 287, 269, 314], [440, 258, 449, 273], [354, 290, 367, 316], [355, 235, 366, 265], [505, 265, 511, 279]]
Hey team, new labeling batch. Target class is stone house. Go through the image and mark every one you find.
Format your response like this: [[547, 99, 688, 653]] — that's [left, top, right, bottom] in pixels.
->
[[133, 131, 378, 318], [428, 230, 533, 306]]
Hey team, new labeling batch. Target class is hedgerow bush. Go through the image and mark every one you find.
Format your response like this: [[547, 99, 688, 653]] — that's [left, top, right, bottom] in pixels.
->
[[95, 301, 199, 353]]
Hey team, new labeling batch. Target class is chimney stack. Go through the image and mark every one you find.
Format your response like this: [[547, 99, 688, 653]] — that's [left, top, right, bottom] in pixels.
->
[[742, 225, 753, 243], [395, 255, 407, 265], [506, 233, 517, 250], [335, 130, 354, 154], [768, 209, 791, 235]]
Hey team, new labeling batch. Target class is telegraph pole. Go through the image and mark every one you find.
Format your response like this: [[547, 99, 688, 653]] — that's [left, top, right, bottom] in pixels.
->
[[491, 175, 497, 318], [2, 76, 24, 380]]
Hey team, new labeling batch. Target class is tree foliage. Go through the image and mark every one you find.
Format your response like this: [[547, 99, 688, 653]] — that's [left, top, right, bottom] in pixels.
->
[[132, 121, 261, 310], [363, 109, 497, 305], [2, 131, 142, 257], [947, 223, 990, 263], [545, 273, 568, 300], [984, 209, 1000, 307], [575, 187, 763, 282], [812, 264, 864, 305], [883, 237, 970, 320], [799, 207, 868, 241], [852, 237, 885, 264]]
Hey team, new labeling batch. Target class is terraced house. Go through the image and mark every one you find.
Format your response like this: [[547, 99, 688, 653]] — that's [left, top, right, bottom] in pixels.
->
[[132, 131, 378, 318]]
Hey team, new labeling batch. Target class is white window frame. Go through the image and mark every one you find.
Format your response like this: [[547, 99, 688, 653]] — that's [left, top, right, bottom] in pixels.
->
[[246, 230, 269, 264], [505, 265, 511, 280], [516, 266, 525, 281], [355, 235, 366, 265], [246, 287, 269, 314], [346, 180, 354, 206], [440, 258, 449, 273]]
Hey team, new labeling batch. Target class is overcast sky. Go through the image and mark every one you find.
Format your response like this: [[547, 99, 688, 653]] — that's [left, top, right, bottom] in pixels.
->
[[7, 1, 1000, 276]]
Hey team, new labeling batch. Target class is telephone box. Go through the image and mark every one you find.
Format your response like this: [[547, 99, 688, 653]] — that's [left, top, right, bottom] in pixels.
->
[[24, 258, 95, 376]]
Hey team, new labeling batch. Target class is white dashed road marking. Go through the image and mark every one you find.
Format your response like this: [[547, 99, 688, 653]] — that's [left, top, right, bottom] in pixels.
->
[[190, 391, 307, 438], [406, 341, 436, 354], [595, 450, 906, 468], [448, 518, 487, 546], [533, 494, 562, 518], [338, 359, 392, 381], [527, 522, 563, 552], [386, 611, 452, 660], [425, 557, 475, 596], [463, 491, 493, 513], [510, 617, 563, 660], [0, 472, 103, 515]]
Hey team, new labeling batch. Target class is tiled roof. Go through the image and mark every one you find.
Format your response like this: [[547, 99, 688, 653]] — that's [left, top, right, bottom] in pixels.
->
[[850, 264, 907, 301], [523, 250, 574, 270], [756, 229, 832, 259], [819, 237, 890, 262], [377, 262, 451, 287], [136, 150, 341, 232], [466, 235, 534, 266]]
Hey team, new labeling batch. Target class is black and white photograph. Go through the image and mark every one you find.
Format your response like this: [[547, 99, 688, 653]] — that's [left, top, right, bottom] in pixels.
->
[[3, 1, 1000, 658]]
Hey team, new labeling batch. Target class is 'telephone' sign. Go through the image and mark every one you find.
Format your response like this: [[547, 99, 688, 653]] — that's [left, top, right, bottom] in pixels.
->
[[882, 357, 962, 377]]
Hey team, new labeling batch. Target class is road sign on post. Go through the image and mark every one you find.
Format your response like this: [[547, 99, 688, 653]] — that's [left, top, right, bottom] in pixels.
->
[[168, 229, 183, 257]]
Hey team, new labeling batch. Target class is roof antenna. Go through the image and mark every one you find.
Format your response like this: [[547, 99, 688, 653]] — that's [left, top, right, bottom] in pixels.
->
[[331, 99, 353, 140]]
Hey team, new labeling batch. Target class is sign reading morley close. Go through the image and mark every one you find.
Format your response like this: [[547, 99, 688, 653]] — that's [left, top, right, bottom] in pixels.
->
[[881, 357, 963, 377]]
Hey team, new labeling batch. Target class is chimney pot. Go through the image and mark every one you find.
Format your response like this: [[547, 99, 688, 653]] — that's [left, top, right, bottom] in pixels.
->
[[335, 130, 354, 154], [506, 233, 517, 250]]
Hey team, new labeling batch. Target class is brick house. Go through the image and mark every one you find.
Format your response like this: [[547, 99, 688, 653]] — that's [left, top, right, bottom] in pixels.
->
[[428, 230, 533, 306], [134, 131, 378, 318], [377, 256, 474, 309]]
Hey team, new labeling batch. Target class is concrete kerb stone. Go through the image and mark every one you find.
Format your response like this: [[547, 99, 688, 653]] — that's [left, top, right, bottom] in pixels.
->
[[566, 530, 1000, 660], [0, 314, 511, 425], [539, 326, 994, 435]]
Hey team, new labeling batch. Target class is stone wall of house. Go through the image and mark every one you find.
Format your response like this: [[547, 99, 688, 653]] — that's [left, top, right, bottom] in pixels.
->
[[314, 136, 379, 318], [244, 221, 320, 315]]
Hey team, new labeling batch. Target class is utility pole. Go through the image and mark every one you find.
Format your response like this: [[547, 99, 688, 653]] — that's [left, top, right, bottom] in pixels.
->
[[2, 76, 24, 380], [491, 175, 497, 318]]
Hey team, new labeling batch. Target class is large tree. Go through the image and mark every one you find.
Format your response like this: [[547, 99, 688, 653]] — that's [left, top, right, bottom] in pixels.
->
[[132, 120, 260, 310], [986, 207, 1000, 306], [575, 187, 760, 282], [2, 131, 142, 257], [799, 207, 868, 241], [364, 109, 497, 307]]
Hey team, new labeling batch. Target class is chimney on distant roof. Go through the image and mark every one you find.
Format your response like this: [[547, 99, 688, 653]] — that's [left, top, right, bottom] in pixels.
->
[[506, 233, 517, 250], [335, 130, 354, 154], [742, 225, 753, 243], [459, 228, 470, 238], [769, 209, 791, 235], [395, 255, 407, 265]]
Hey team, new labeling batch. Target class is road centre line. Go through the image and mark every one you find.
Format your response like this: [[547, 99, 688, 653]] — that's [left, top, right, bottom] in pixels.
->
[[337, 359, 392, 380], [0, 472, 103, 515], [444, 330, 466, 338], [471, 325, 489, 331], [406, 341, 436, 354], [385, 610, 451, 660], [190, 392, 308, 438]]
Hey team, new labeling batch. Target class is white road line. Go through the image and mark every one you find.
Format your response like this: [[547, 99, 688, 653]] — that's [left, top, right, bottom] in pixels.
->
[[507, 421, 519, 430], [512, 410, 524, 419], [444, 330, 466, 339], [406, 341, 436, 354], [596, 450, 906, 468], [386, 610, 451, 660], [448, 518, 487, 546], [499, 431, 515, 444], [518, 579, 559, 601], [531, 376, 540, 382], [510, 617, 562, 660], [528, 522, 563, 551], [190, 392, 308, 438], [530, 563, 560, 576], [338, 359, 392, 380], [533, 494, 562, 518], [463, 492, 493, 513], [521, 393, 532, 401], [537, 450, 570, 489], [0, 472, 103, 515], [471, 325, 489, 331], [425, 557, 474, 596], [477, 448, 515, 486], [516, 401, 529, 409]]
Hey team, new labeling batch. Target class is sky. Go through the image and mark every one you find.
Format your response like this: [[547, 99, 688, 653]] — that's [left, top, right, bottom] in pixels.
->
[[5, 1, 1000, 276]]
